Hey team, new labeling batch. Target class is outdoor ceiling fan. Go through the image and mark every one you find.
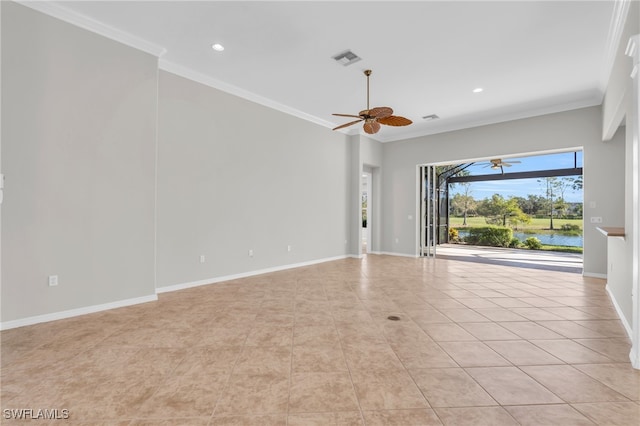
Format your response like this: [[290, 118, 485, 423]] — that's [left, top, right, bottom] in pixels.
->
[[332, 69, 412, 135], [483, 158, 521, 174]]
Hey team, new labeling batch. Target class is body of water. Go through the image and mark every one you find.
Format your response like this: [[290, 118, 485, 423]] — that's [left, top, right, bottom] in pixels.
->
[[457, 230, 583, 247]]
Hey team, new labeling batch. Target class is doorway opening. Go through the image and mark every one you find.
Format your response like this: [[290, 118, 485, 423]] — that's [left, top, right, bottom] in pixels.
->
[[362, 171, 372, 254], [419, 150, 584, 272]]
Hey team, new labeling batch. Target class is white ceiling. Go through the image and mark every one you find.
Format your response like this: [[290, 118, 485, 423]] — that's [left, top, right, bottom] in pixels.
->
[[36, 1, 618, 142]]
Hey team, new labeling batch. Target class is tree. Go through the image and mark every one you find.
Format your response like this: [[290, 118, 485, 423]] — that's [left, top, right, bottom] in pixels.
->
[[477, 194, 526, 227], [508, 210, 532, 230], [571, 175, 583, 191], [451, 183, 476, 225], [538, 177, 557, 229], [554, 178, 574, 217], [513, 194, 546, 216], [555, 197, 568, 219]]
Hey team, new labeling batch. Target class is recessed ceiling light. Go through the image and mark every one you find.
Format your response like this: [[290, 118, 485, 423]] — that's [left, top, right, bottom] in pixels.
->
[[473, 88, 484, 93], [211, 43, 225, 52]]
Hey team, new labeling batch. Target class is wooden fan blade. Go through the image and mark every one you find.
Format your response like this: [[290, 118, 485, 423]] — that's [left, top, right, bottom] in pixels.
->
[[363, 121, 381, 134], [333, 113, 364, 118], [377, 115, 413, 127], [332, 119, 363, 131], [368, 106, 393, 119]]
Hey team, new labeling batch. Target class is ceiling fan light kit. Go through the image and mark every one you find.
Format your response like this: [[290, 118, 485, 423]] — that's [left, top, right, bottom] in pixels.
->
[[332, 69, 412, 135]]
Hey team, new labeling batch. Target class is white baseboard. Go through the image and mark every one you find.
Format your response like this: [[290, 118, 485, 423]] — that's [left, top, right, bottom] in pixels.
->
[[376, 251, 420, 258], [631, 345, 640, 369], [0, 294, 158, 331], [1, 255, 356, 330], [605, 284, 633, 340], [156, 255, 351, 294], [583, 271, 608, 279]]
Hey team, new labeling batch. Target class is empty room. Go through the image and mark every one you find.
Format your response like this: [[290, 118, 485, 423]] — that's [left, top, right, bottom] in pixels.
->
[[1, 1, 639, 425]]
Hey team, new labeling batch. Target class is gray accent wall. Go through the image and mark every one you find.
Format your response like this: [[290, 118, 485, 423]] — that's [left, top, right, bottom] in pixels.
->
[[1, 2, 158, 322], [381, 107, 625, 277], [155, 71, 352, 289]]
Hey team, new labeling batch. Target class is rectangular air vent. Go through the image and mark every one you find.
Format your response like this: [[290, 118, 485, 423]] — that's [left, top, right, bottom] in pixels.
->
[[332, 50, 361, 66], [422, 114, 440, 121]]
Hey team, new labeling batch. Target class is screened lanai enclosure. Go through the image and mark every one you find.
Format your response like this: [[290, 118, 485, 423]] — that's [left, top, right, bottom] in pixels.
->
[[419, 151, 583, 258]]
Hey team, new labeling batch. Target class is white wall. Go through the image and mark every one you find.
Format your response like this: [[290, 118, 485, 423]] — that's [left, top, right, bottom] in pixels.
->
[[381, 106, 626, 277], [600, 0, 639, 347], [155, 71, 352, 290], [1, 2, 158, 324]]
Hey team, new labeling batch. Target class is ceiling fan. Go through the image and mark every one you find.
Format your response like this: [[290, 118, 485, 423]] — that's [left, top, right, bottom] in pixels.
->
[[483, 158, 521, 174], [332, 69, 412, 135]]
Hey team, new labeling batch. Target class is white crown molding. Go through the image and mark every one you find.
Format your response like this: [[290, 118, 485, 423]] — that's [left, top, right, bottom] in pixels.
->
[[159, 59, 336, 130], [380, 95, 602, 143], [14, 0, 167, 57], [14, 0, 616, 146], [600, 0, 632, 93], [0, 294, 158, 330]]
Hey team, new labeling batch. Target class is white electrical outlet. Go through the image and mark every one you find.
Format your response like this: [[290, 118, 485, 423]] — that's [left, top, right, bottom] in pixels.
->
[[248, 249, 254, 257], [48, 275, 58, 287], [199, 255, 205, 263], [287, 245, 292, 252], [590, 217, 603, 223]]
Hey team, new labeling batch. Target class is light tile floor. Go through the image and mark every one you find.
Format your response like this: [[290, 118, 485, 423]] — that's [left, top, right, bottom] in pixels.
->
[[1, 255, 639, 425]]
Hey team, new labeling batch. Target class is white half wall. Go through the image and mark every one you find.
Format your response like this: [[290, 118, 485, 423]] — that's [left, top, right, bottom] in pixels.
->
[[381, 106, 625, 276], [1, 2, 158, 323]]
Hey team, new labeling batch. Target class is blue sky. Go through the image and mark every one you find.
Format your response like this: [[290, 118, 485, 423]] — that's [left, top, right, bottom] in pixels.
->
[[449, 151, 583, 202]]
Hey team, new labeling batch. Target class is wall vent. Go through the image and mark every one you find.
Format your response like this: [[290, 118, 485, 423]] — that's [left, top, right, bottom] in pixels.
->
[[332, 50, 361, 66], [422, 114, 440, 121]]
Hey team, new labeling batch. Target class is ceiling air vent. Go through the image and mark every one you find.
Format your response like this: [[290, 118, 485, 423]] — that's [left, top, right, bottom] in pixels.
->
[[332, 50, 361, 66], [422, 114, 440, 121]]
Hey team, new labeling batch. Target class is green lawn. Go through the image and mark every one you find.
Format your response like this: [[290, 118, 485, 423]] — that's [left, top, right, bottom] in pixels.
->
[[449, 216, 583, 231]]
